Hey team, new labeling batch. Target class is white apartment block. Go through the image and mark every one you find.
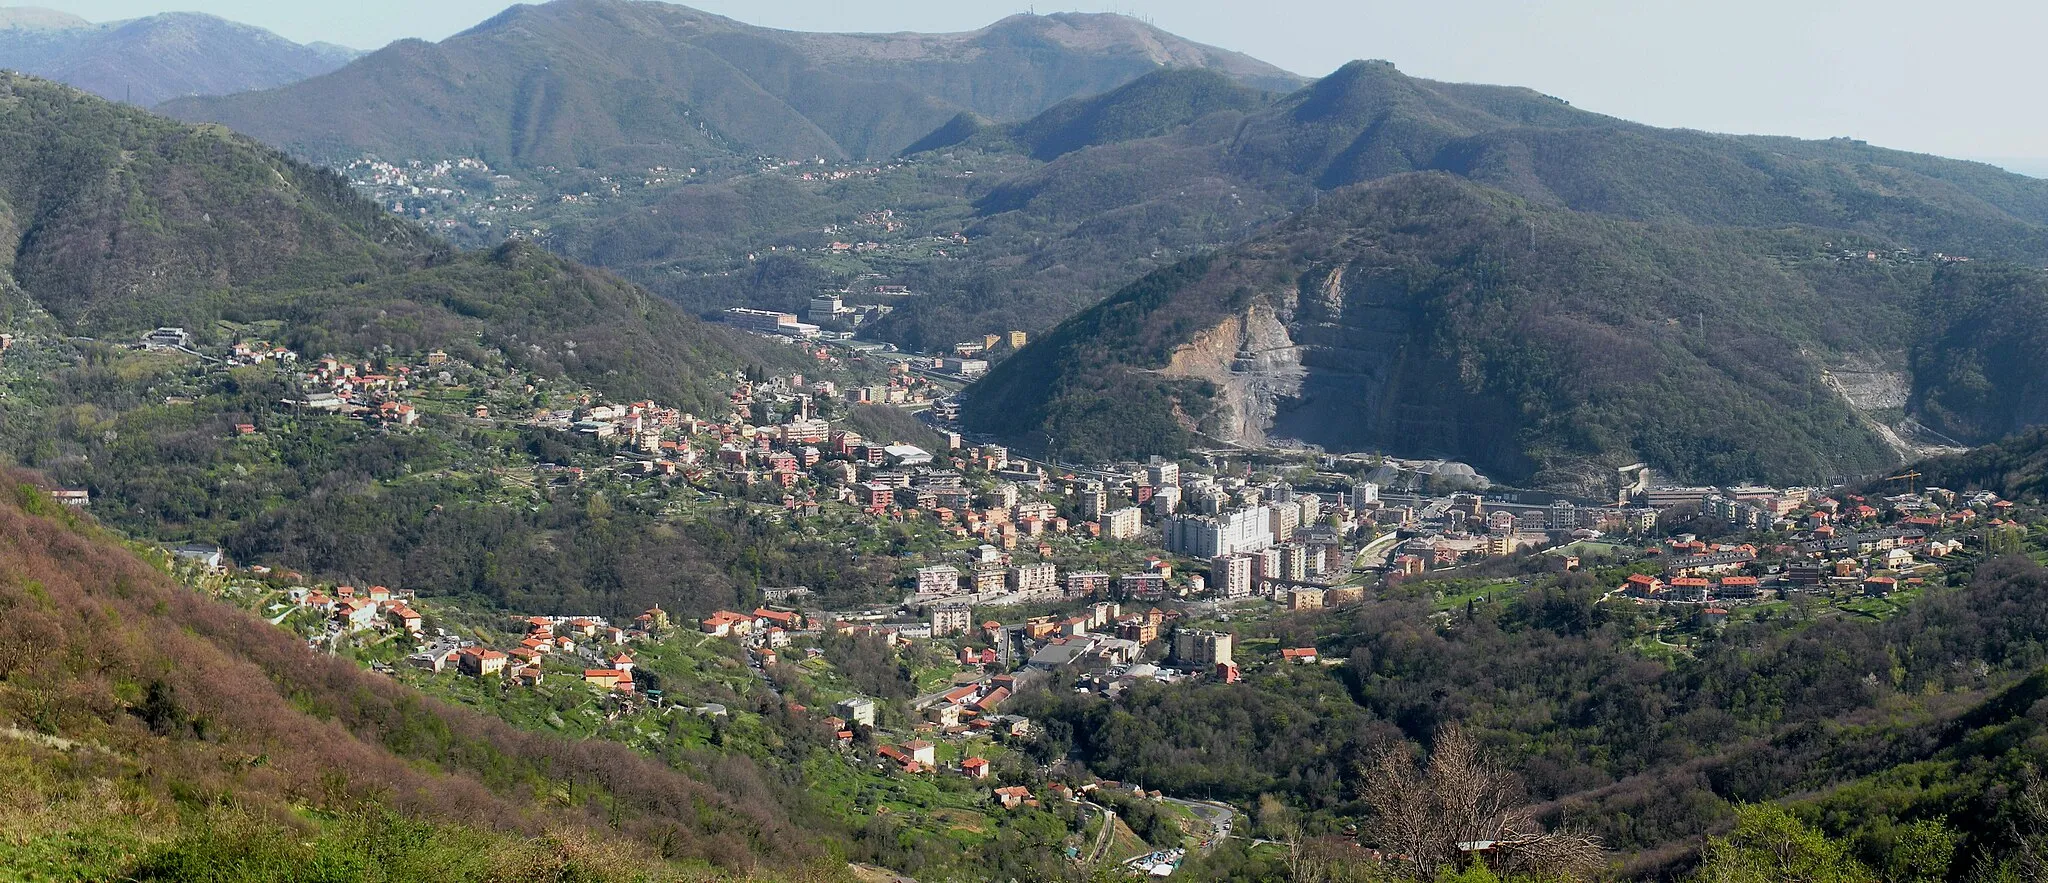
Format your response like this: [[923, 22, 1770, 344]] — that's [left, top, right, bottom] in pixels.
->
[[1211, 554, 1253, 599], [916, 565, 961, 595], [1102, 506, 1144, 541], [1011, 562, 1060, 598]]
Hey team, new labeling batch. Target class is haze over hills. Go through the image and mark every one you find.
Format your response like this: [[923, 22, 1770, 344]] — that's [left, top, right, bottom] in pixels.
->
[[880, 60, 2048, 342], [121, 0, 2048, 488], [160, 0, 1305, 168], [427, 56, 2048, 366], [0, 7, 357, 106], [904, 65, 1278, 162]]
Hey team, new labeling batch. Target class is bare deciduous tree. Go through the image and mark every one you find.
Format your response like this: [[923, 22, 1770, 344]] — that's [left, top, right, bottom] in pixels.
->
[[1360, 724, 1605, 881]]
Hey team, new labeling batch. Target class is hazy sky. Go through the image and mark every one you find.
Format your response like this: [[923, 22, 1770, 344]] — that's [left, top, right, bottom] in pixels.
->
[[17, 0, 2047, 168]]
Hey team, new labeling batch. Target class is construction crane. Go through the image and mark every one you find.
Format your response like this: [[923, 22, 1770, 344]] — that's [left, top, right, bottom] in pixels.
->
[[1886, 470, 1924, 495]]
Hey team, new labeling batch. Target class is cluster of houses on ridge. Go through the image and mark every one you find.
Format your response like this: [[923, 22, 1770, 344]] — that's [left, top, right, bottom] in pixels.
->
[[283, 582, 679, 697], [295, 355, 429, 425], [1601, 484, 2012, 619], [118, 331, 476, 433], [376, 605, 689, 715], [291, 583, 423, 638]]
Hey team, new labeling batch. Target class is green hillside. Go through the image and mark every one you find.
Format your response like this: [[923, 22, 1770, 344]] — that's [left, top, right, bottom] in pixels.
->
[[0, 70, 423, 329], [929, 59, 2048, 482], [963, 67, 1274, 161], [159, 0, 1305, 168], [560, 56, 2048, 357], [849, 60, 2048, 349], [0, 74, 818, 619], [0, 478, 841, 881], [0, 71, 763, 413], [965, 173, 2048, 489], [1909, 428, 2048, 502], [1020, 549, 2048, 880], [970, 58, 2048, 257]]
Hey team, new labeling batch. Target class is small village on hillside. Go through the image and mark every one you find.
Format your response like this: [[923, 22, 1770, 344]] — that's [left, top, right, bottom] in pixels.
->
[[50, 310, 2028, 877], [12, 4, 2048, 880]]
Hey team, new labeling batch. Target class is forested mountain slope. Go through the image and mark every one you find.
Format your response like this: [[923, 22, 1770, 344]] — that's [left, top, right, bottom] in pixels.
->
[[555, 57, 2048, 354], [159, 0, 1304, 168], [0, 74, 825, 620], [965, 174, 2048, 489], [0, 71, 763, 413], [958, 59, 2048, 260], [867, 59, 2048, 349], [1910, 428, 2048, 502]]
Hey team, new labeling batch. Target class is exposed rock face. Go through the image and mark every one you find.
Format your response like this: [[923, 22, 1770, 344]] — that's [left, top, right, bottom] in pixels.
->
[[1828, 358, 1912, 412], [1163, 300, 1304, 446], [1265, 264, 1412, 448], [1162, 262, 1522, 476], [963, 175, 1932, 490], [1824, 358, 1970, 461]]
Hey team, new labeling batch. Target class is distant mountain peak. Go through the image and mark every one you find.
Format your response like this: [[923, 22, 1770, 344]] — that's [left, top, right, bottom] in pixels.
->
[[167, 0, 1307, 164], [0, 8, 357, 105], [0, 6, 90, 31], [1292, 58, 1421, 110], [925, 65, 1273, 161]]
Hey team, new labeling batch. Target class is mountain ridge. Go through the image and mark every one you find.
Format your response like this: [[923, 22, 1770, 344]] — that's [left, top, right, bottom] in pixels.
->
[[964, 172, 2048, 489], [160, 0, 1306, 168], [0, 70, 767, 413], [856, 59, 2048, 349], [0, 9, 358, 106], [913, 66, 1276, 161], [959, 59, 2048, 259], [0, 6, 90, 30]]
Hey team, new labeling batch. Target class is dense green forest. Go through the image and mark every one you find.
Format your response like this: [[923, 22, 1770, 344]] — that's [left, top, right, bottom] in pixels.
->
[[1910, 428, 2048, 503], [967, 173, 2048, 489], [0, 71, 772, 412], [1021, 550, 2048, 880]]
